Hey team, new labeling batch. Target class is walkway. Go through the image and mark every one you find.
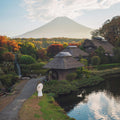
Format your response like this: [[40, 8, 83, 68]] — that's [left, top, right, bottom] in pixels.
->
[[0, 77, 45, 120]]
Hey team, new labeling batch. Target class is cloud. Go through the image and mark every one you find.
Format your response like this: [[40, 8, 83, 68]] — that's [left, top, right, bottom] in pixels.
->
[[23, 0, 120, 22]]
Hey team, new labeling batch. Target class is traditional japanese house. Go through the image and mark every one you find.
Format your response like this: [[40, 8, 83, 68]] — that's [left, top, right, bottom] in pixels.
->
[[43, 52, 84, 80], [62, 46, 89, 60], [83, 38, 114, 56]]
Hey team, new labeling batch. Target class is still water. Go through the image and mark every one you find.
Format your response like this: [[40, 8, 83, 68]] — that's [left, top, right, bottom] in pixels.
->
[[56, 75, 120, 120]]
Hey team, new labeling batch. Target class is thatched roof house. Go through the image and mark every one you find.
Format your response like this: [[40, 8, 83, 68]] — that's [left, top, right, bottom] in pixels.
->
[[62, 46, 89, 59], [44, 52, 84, 80], [83, 38, 114, 55]]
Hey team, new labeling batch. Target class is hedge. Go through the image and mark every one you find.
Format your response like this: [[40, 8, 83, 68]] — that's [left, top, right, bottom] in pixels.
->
[[96, 63, 120, 70]]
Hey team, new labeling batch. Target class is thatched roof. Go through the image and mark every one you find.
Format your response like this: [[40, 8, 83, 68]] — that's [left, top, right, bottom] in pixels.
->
[[92, 39, 114, 54], [62, 46, 89, 57], [83, 39, 114, 54], [43, 52, 84, 69]]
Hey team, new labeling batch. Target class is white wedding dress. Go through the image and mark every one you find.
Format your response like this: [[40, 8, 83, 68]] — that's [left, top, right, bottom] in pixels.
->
[[37, 83, 43, 97]]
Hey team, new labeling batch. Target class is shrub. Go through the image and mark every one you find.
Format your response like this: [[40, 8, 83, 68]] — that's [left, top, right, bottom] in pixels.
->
[[80, 58, 88, 66], [20, 63, 47, 76], [91, 56, 101, 65], [20, 64, 31, 76], [0, 67, 4, 75], [66, 72, 77, 81], [76, 67, 90, 78], [97, 63, 120, 70], [30, 62, 46, 69], [2, 52, 15, 62], [31, 69, 47, 75], [43, 80, 72, 96], [19, 55, 36, 64], [1, 62, 15, 74], [0, 47, 8, 63], [48, 58, 53, 62], [78, 75, 104, 87], [0, 74, 18, 91]]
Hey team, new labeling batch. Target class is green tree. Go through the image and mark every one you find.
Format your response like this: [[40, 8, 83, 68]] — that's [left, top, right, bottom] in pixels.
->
[[94, 16, 120, 46], [95, 46, 105, 64], [91, 56, 101, 65], [20, 42, 37, 58], [80, 58, 88, 66], [19, 55, 36, 64], [113, 47, 120, 63]]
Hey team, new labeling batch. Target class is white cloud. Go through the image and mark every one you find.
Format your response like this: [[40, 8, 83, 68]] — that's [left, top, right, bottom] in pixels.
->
[[23, 0, 120, 22]]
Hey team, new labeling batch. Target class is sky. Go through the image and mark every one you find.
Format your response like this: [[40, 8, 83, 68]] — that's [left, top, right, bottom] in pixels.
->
[[0, 0, 120, 37]]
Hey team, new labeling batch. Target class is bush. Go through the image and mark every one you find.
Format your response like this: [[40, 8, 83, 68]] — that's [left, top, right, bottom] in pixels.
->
[[0, 47, 8, 63], [48, 58, 53, 62], [0, 67, 4, 75], [43, 75, 104, 97], [78, 75, 104, 87], [66, 72, 77, 81], [0, 74, 18, 91], [30, 62, 46, 70], [20, 62, 47, 76], [1, 62, 15, 74], [97, 63, 120, 70], [2, 52, 15, 62], [91, 56, 101, 65], [76, 67, 90, 78], [20, 64, 31, 76], [31, 69, 47, 75], [19, 55, 36, 64], [80, 58, 88, 66], [43, 80, 72, 96]]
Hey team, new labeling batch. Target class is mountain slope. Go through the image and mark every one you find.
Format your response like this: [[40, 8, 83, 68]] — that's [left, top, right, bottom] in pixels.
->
[[19, 17, 93, 38]]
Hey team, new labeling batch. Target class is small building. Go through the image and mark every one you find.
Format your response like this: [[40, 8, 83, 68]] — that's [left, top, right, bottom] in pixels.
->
[[83, 38, 114, 56], [62, 46, 89, 60], [43, 52, 84, 80]]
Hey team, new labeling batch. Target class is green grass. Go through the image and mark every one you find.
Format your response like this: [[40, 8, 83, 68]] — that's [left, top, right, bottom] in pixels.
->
[[39, 94, 75, 120], [34, 113, 41, 118]]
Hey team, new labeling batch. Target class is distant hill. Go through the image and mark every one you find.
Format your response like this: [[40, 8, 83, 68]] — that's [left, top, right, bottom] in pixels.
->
[[18, 16, 93, 39]]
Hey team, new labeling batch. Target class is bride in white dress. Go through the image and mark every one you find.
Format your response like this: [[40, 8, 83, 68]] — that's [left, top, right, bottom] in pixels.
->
[[37, 82, 43, 97]]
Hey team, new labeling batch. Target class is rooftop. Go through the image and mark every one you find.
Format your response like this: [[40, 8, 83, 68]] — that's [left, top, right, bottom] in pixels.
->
[[55, 52, 72, 57], [43, 52, 84, 69]]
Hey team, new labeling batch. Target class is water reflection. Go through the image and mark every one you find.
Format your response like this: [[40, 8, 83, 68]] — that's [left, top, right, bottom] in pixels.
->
[[56, 75, 120, 120]]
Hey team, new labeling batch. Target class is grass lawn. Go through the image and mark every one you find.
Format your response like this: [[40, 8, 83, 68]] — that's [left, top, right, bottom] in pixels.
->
[[19, 93, 75, 120]]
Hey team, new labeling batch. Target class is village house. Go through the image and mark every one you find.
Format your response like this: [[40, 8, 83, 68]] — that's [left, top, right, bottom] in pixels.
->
[[43, 52, 84, 80], [83, 37, 114, 56], [62, 46, 89, 60]]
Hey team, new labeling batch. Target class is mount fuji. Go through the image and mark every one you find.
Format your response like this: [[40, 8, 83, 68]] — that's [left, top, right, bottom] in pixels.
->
[[18, 17, 93, 38]]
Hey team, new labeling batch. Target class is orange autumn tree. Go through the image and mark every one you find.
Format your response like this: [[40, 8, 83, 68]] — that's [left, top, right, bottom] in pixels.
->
[[7, 40, 20, 52], [47, 44, 64, 57], [0, 36, 7, 47], [2, 52, 15, 62], [0, 36, 20, 52], [69, 43, 82, 47], [36, 48, 47, 60]]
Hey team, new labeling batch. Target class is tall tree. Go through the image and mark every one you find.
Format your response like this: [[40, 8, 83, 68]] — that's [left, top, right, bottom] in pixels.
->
[[93, 16, 120, 46], [47, 44, 64, 57]]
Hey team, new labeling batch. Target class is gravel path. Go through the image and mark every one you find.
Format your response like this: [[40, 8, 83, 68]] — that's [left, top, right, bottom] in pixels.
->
[[0, 77, 46, 120]]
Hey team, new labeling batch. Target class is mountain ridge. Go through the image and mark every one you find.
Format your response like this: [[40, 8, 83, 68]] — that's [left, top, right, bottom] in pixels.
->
[[18, 16, 93, 38]]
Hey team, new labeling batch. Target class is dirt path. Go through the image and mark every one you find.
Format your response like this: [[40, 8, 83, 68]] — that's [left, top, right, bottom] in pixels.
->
[[0, 77, 45, 120]]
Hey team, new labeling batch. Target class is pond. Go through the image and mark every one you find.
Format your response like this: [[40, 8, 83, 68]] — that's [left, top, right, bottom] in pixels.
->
[[56, 75, 120, 120]]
